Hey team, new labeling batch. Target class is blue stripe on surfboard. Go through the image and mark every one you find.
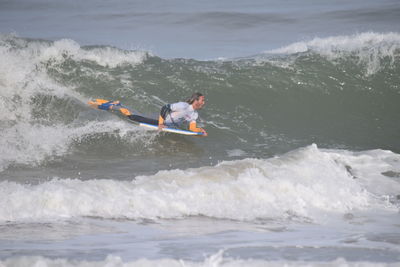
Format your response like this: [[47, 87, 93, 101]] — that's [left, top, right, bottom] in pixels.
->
[[139, 122, 203, 136]]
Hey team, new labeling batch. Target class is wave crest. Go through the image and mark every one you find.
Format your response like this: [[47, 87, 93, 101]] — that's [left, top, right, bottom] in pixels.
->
[[1, 145, 398, 223], [265, 32, 400, 75]]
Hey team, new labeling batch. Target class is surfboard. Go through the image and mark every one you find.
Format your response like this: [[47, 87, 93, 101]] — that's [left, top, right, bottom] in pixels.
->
[[88, 99, 204, 136]]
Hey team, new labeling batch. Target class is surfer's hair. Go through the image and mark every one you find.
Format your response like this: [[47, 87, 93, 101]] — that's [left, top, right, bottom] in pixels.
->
[[186, 92, 203, 104]]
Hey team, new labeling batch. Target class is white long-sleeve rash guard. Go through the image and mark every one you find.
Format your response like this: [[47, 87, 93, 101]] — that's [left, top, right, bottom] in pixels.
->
[[165, 102, 198, 126]]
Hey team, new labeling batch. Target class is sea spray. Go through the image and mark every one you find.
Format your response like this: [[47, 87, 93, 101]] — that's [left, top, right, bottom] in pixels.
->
[[1, 145, 398, 223]]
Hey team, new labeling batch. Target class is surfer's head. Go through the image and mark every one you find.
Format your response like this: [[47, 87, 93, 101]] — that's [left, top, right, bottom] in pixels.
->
[[187, 92, 205, 110]]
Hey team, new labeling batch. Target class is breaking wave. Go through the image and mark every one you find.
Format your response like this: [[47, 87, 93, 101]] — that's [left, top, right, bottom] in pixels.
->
[[1, 145, 399, 223]]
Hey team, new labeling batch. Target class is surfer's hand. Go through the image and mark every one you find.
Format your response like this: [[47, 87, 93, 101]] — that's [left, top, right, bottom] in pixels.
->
[[158, 124, 166, 130]]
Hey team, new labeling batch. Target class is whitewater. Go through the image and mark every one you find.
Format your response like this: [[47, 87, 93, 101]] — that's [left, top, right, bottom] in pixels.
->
[[1, 0, 400, 266]]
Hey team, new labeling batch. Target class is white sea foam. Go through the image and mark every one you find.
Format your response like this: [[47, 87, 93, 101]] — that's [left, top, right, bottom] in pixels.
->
[[264, 32, 400, 75], [52, 39, 148, 68], [0, 145, 398, 223], [0, 120, 146, 171], [1, 35, 147, 68], [267, 32, 400, 56], [1, 252, 398, 267], [0, 35, 150, 171], [0, 35, 146, 115]]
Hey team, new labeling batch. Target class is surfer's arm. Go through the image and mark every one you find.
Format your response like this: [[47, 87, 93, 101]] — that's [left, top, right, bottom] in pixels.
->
[[189, 121, 207, 136], [158, 115, 165, 129]]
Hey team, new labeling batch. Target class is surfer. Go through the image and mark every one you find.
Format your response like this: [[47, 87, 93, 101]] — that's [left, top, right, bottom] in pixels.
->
[[88, 93, 207, 136], [158, 92, 208, 136]]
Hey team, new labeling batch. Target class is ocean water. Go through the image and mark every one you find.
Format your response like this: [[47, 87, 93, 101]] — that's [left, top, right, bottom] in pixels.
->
[[1, 0, 400, 266]]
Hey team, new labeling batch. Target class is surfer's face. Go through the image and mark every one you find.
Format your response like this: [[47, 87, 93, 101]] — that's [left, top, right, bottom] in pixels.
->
[[193, 96, 205, 110]]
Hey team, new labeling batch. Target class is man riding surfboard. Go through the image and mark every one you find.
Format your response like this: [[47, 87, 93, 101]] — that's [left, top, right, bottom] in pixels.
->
[[88, 92, 207, 136], [158, 93, 207, 136]]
